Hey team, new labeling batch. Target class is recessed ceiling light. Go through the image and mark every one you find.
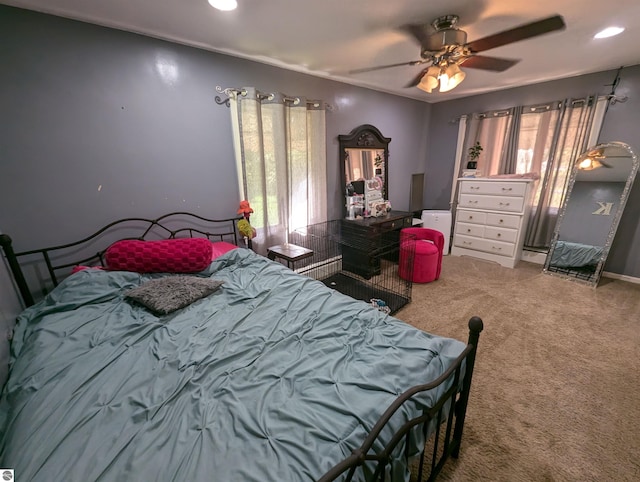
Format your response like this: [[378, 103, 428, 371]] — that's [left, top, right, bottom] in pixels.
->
[[594, 26, 625, 39], [208, 0, 237, 11]]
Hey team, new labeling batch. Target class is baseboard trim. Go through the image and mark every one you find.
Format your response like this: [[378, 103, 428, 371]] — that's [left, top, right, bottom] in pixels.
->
[[602, 271, 640, 284], [521, 250, 547, 265]]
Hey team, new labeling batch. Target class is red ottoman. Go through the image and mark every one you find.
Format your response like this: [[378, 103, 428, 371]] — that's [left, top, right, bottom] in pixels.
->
[[398, 227, 444, 283]]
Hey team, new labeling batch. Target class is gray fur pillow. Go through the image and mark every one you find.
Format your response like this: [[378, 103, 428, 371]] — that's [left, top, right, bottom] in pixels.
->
[[125, 276, 223, 315]]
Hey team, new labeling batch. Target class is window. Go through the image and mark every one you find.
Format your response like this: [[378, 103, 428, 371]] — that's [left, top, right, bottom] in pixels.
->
[[230, 89, 327, 254], [456, 96, 608, 249]]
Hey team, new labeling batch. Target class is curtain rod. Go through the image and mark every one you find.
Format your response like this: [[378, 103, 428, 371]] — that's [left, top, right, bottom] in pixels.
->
[[607, 94, 628, 105], [215, 85, 334, 110], [448, 92, 627, 123]]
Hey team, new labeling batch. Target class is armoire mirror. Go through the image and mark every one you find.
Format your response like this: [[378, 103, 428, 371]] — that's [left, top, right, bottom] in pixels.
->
[[339, 124, 390, 214], [543, 141, 639, 287]]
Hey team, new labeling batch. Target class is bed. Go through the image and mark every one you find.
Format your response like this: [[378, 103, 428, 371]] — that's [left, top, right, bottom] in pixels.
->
[[548, 240, 603, 269], [0, 212, 483, 482]]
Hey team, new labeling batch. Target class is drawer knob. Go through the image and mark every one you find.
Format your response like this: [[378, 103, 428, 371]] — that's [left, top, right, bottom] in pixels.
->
[[499, 202, 510, 206], [499, 219, 504, 223], [497, 233, 501, 237], [467, 228, 471, 232], [501, 187, 513, 191]]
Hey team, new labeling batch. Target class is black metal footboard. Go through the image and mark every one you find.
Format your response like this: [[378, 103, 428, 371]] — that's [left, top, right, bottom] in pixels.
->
[[318, 316, 483, 482]]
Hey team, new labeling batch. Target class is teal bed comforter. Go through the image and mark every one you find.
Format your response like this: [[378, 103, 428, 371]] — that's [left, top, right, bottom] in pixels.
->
[[0, 248, 465, 481], [549, 240, 603, 268]]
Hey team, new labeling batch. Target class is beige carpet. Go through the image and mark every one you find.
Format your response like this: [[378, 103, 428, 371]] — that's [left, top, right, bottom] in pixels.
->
[[394, 255, 640, 482]]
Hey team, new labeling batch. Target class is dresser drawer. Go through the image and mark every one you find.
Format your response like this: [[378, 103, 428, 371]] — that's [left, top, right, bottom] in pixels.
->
[[456, 209, 486, 224], [454, 234, 515, 258], [484, 226, 517, 244], [486, 212, 521, 229], [460, 181, 527, 197], [380, 217, 411, 231], [459, 194, 525, 213], [456, 222, 485, 238]]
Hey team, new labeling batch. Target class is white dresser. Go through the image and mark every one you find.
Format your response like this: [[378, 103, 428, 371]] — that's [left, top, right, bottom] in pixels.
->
[[451, 178, 534, 268]]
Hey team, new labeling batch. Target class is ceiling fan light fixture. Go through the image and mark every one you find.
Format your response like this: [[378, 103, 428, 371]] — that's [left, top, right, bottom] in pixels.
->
[[417, 74, 438, 93], [587, 148, 605, 158], [417, 66, 440, 93], [578, 157, 603, 170], [417, 64, 466, 94], [594, 26, 625, 39], [439, 64, 466, 92]]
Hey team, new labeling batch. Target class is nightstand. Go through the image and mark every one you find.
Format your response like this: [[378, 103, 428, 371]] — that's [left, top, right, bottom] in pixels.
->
[[267, 243, 314, 270]]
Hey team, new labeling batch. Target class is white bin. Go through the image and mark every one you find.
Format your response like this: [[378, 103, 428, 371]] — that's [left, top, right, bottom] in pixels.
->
[[421, 210, 452, 255]]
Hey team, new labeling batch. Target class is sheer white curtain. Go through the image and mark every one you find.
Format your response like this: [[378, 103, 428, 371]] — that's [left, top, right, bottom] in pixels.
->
[[229, 88, 327, 254], [451, 110, 516, 224], [460, 109, 517, 177]]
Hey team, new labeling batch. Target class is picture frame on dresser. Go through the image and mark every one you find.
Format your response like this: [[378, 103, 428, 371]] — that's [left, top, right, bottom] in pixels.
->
[[451, 178, 534, 268]]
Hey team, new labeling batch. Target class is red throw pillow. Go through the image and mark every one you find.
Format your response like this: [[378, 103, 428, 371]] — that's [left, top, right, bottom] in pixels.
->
[[210, 241, 238, 260], [71, 265, 104, 274], [105, 238, 213, 273]]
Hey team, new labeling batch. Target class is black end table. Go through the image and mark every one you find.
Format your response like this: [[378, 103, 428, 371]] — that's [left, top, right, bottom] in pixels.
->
[[267, 244, 314, 270]]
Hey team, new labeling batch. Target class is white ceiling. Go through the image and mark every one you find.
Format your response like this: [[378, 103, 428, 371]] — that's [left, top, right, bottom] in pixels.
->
[[3, 0, 640, 103]]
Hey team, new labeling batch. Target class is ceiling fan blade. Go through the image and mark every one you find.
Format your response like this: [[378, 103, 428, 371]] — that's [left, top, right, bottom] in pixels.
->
[[461, 55, 520, 72], [349, 60, 424, 75], [405, 68, 429, 88], [466, 15, 566, 53], [401, 23, 430, 45]]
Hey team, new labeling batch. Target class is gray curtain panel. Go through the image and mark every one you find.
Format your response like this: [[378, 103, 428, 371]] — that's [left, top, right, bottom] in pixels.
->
[[525, 95, 600, 248]]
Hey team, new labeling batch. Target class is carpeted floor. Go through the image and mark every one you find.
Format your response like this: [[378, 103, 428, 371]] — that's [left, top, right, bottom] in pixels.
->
[[394, 255, 640, 482]]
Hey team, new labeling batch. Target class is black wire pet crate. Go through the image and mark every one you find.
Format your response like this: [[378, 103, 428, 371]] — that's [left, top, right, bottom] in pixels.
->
[[290, 220, 414, 314]]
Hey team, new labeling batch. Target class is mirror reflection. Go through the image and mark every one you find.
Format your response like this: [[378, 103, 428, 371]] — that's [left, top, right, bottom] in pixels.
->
[[544, 142, 638, 286], [344, 148, 385, 191], [339, 125, 391, 219]]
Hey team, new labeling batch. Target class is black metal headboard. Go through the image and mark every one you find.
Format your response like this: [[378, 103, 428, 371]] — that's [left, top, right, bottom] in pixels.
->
[[0, 212, 248, 308]]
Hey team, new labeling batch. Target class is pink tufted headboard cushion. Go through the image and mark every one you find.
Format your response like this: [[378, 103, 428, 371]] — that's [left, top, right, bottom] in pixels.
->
[[105, 238, 214, 273]]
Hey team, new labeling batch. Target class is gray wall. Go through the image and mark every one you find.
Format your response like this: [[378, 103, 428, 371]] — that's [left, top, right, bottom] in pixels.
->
[[427, 64, 640, 277], [0, 5, 432, 254]]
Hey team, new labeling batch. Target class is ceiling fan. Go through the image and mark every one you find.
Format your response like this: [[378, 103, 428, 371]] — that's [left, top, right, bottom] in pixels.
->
[[350, 14, 566, 93], [579, 148, 613, 170]]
